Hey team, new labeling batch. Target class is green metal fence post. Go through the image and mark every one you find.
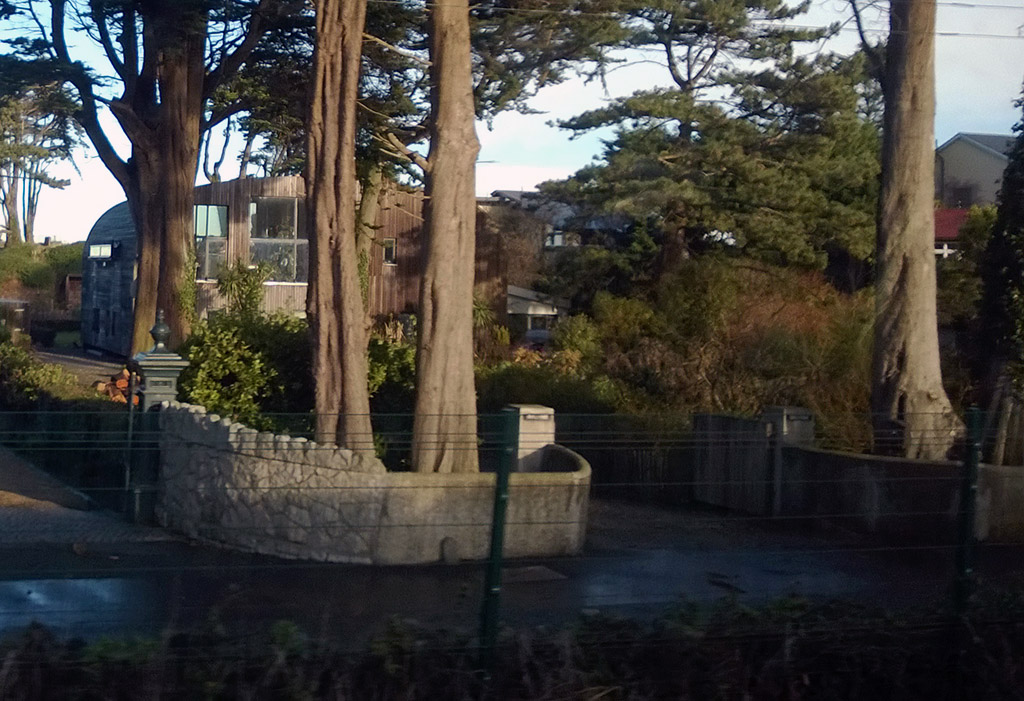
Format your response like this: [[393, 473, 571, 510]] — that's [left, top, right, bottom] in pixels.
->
[[954, 407, 981, 616], [479, 407, 518, 673]]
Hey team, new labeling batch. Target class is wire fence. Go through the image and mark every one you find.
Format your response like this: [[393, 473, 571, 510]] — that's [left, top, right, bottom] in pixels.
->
[[1, 405, 1023, 697]]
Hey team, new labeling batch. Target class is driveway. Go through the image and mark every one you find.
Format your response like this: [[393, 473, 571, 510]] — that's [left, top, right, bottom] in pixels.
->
[[0, 446, 958, 647]]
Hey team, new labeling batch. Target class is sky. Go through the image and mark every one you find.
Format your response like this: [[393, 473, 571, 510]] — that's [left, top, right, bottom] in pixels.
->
[[16, 0, 1024, 244]]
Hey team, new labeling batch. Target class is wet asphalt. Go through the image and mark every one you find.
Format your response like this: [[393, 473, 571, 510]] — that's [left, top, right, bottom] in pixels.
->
[[0, 510, 960, 649]]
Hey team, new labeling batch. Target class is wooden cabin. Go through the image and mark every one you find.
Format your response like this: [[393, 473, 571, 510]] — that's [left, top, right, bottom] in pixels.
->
[[81, 176, 503, 357]]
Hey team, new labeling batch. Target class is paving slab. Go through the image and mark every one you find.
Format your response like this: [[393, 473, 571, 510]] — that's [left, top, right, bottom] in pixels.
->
[[0, 445, 173, 546]]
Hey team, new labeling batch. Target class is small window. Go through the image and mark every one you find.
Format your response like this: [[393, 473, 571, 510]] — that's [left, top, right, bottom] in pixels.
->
[[529, 315, 555, 331], [544, 231, 566, 248], [88, 243, 112, 260], [194, 205, 228, 279], [950, 185, 976, 207], [382, 238, 397, 265]]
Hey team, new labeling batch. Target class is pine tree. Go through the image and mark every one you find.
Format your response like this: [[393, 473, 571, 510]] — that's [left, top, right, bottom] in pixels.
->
[[981, 95, 1024, 388]]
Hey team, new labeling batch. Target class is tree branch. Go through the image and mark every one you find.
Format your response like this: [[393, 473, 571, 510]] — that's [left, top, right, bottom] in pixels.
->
[[363, 32, 431, 66], [89, 0, 127, 83], [375, 131, 431, 172], [204, 0, 303, 99], [49, 0, 129, 188], [849, 0, 886, 87], [122, 6, 138, 83]]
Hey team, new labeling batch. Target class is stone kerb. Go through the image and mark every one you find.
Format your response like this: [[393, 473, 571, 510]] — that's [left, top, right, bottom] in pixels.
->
[[156, 403, 590, 564]]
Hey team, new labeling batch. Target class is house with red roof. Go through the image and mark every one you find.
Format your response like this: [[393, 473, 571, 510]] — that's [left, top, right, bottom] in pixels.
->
[[933, 132, 1013, 257]]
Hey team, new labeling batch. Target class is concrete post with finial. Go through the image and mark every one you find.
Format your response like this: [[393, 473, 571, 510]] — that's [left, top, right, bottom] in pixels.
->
[[129, 309, 190, 411]]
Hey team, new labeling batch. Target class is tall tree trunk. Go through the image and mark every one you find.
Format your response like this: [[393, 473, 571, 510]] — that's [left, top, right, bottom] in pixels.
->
[[4, 165, 22, 246], [356, 161, 384, 315], [412, 0, 481, 473], [21, 168, 39, 244], [127, 14, 206, 353], [127, 150, 163, 354], [239, 131, 256, 179], [872, 0, 961, 459], [306, 0, 374, 452]]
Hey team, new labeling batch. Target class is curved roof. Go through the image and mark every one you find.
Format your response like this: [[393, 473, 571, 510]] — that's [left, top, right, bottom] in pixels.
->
[[84, 201, 136, 245]]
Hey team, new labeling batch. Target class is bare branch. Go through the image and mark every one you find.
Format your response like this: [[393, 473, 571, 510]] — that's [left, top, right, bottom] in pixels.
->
[[205, 0, 304, 99], [89, 0, 127, 82], [849, 0, 886, 85], [49, 0, 129, 188], [375, 131, 431, 172], [363, 32, 431, 66]]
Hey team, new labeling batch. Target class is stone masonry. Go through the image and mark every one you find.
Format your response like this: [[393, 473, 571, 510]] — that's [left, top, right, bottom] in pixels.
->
[[157, 402, 590, 564]]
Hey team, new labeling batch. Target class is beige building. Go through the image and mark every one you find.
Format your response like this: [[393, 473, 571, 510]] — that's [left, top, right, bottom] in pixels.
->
[[935, 132, 1014, 208]]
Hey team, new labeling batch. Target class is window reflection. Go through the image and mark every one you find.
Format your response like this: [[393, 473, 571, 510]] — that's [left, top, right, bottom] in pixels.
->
[[194, 205, 228, 279], [249, 198, 308, 282]]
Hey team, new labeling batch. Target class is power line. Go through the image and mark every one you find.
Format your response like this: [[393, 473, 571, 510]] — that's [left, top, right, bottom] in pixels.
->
[[349, 0, 1024, 42]]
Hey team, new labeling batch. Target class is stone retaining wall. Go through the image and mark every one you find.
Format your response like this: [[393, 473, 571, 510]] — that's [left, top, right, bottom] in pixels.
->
[[156, 402, 590, 564]]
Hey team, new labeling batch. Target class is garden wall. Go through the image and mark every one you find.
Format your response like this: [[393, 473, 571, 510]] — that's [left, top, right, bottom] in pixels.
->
[[686, 413, 1024, 542], [156, 402, 590, 564]]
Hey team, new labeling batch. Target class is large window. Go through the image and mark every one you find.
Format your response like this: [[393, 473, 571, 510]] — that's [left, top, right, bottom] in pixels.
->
[[194, 204, 228, 279], [249, 197, 308, 282]]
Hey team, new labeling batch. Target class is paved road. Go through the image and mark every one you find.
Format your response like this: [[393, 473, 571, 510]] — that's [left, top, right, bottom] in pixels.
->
[[34, 348, 125, 387], [0, 446, 961, 648]]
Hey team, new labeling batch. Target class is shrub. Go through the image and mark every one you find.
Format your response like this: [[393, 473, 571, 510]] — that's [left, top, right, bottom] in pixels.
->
[[42, 242, 84, 278], [368, 336, 416, 413], [552, 315, 601, 373], [476, 362, 622, 413], [236, 312, 312, 415], [0, 243, 85, 290], [0, 342, 78, 407], [217, 261, 271, 319], [178, 321, 274, 427]]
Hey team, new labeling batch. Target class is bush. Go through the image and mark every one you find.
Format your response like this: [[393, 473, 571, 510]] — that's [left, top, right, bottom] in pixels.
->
[[368, 336, 416, 413], [0, 342, 78, 407], [217, 261, 271, 319], [0, 242, 85, 290], [552, 315, 601, 373], [236, 312, 312, 415], [476, 362, 622, 413], [494, 258, 875, 449], [178, 321, 275, 427], [43, 242, 84, 279]]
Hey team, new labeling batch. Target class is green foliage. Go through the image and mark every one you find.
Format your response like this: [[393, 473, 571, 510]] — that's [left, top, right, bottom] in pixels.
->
[[547, 51, 880, 268], [42, 241, 83, 276], [178, 244, 198, 327], [11, 593, 1024, 698], [476, 361, 623, 413], [538, 226, 659, 311], [178, 321, 275, 427], [494, 258, 874, 448], [938, 205, 995, 328], [177, 259, 314, 425], [0, 341, 78, 407], [82, 636, 161, 666], [179, 310, 314, 427], [981, 98, 1024, 391], [552, 314, 601, 372], [0, 80, 81, 245], [367, 336, 416, 413], [217, 261, 271, 320], [0, 242, 82, 290]]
